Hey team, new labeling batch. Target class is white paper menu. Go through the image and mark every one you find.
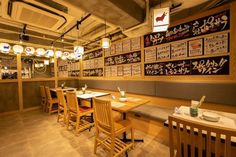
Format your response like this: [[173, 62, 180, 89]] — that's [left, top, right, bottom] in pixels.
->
[[157, 44, 171, 61], [188, 38, 203, 57], [117, 66, 123, 76], [145, 48, 157, 62], [132, 64, 141, 76], [171, 41, 188, 59], [131, 37, 141, 51], [204, 33, 228, 55], [111, 66, 117, 77], [122, 39, 131, 52], [123, 64, 132, 76]]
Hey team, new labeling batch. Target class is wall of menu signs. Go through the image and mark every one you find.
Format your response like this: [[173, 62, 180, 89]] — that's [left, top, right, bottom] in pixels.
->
[[144, 10, 230, 76], [104, 37, 142, 77], [58, 60, 80, 77], [82, 49, 103, 77]]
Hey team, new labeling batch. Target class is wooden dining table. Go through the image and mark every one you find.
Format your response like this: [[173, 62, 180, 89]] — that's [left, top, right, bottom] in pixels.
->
[[50, 87, 77, 92]]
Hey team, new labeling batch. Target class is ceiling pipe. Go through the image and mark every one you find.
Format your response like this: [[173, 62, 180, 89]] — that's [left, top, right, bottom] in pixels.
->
[[51, 13, 91, 45]]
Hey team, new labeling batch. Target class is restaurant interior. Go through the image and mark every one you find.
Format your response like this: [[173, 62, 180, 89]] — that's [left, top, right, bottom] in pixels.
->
[[0, 0, 236, 156]]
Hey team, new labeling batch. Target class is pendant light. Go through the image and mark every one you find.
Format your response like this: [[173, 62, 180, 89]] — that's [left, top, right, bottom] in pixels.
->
[[74, 22, 84, 56], [55, 50, 62, 58], [101, 19, 111, 49], [0, 43, 11, 54], [25, 47, 35, 56], [13, 45, 23, 54], [36, 48, 46, 56]]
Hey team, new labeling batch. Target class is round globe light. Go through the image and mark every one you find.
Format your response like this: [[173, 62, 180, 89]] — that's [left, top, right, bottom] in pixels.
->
[[0, 43, 11, 54], [13, 45, 24, 54], [45, 49, 54, 57], [25, 47, 35, 56], [36, 48, 46, 56], [55, 51, 62, 58], [74, 45, 84, 55]]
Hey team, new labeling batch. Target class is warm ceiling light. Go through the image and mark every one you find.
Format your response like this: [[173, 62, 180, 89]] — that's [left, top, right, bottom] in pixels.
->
[[0, 43, 11, 54], [101, 38, 111, 49], [13, 45, 23, 54], [45, 49, 54, 57], [153, 7, 170, 32], [74, 45, 84, 55], [44, 60, 49, 65], [67, 53, 76, 60], [50, 58, 54, 63], [55, 51, 62, 58], [25, 47, 35, 56], [36, 48, 46, 56]]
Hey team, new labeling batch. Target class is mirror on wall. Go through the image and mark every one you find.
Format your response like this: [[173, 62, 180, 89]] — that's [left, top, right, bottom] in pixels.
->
[[21, 56, 54, 79], [0, 54, 17, 80]]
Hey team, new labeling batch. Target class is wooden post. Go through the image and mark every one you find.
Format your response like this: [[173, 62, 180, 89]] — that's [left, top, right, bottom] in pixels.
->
[[54, 50, 58, 88], [17, 54, 23, 111]]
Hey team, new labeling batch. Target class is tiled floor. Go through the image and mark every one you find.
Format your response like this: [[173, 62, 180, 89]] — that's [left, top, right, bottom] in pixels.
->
[[0, 110, 169, 157]]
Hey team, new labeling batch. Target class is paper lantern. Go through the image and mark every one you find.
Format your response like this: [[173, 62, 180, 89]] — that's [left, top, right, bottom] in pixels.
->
[[25, 47, 35, 56], [45, 49, 54, 57], [74, 46, 84, 55], [0, 43, 11, 54], [55, 51, 62, 58], [101, 38, 111, 49], [44, 60, 49, 65], [36, 48, 46, 56], [13, 45, 23, 54], [67, 53, 75, 60], [153, 7, 170, 32]]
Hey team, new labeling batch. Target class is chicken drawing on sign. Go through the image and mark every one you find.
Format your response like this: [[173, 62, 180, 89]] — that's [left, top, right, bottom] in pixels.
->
[[192, 57, 228, 74], [156, 12, 167, 22]]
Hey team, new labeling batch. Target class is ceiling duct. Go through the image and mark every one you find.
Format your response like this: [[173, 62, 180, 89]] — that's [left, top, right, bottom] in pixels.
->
[[1, 0, 75, 31]]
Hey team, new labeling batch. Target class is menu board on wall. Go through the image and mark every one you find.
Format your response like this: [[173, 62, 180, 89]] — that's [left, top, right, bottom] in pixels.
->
[[188, 38, 203, 57], [157, 44, 170, 61], [123, 39, 131, 52], [105, 67, 111, 77], [115, 42, 123, 54], [171, 41, 188, 59], [123, 65, 132, 76], [110, 45, 116, 55], [204, 33, 229, 55], [131, 37, 141, 50], [104, 48, 111, 57], [111, 66, 117, 77], [132, 64, 141, 76], [104, 51, 141, 66], [145, 48, 156, 62], [83, 68, 103, 77], [117, 66, 123, 76], [144, 10, 230, 47], [144, 55, 229, 76], [83, 49, 103, 60]]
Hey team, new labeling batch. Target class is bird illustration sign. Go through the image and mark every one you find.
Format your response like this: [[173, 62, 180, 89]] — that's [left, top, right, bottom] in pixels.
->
[[153, 7, 170, 32]]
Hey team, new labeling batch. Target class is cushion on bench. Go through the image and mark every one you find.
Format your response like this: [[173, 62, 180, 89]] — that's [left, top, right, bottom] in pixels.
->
[[130, 105, 174, 122]]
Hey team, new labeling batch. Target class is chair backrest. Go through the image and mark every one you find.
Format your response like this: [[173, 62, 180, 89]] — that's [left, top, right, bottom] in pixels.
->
[[168, 115, 236, 157], [45, 86, 52, 100], [56, 89, 67, 109], [39, 86, 46, 99], [66, 91, 78, 113], [93, 98, 114, 135]]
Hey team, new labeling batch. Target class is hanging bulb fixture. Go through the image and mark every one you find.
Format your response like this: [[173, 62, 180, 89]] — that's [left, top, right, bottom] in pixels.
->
[[101, 19, 111, 49]]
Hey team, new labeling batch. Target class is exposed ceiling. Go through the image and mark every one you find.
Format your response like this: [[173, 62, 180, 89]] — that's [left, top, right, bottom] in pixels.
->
[[0, 0, 233, 52]]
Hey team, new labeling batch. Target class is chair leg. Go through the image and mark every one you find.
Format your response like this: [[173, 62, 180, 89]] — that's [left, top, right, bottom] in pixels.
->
[[76, 116, 81, 133], [67, 113, 70, 130], [131, 128, 134, 149], [94, 130, 99, 154], [48, 102, 52, 115], [57, 107, 60, 122], [110, 138, 115, 157]]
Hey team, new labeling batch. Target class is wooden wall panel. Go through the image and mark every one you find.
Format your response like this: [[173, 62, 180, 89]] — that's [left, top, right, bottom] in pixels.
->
[[22, 81, 54, 109], [0, 82, 19, 113]]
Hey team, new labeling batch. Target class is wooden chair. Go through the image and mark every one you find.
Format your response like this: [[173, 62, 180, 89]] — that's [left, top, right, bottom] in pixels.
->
[[93, 98, 134, 157], [45, 86, 59, 115], [168, 115, 236, 157], [66, 91, 94, 133], [56, 89, 67, 124], [39, 86, 47, 112]]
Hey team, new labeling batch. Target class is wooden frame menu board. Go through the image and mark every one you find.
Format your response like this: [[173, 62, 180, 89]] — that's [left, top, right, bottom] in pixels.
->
[[82, 49, 103, 77], [144, 55, 229, 76], [144, 10, 230, 47]]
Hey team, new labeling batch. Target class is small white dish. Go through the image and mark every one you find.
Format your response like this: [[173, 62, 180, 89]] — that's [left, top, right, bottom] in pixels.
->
[[202, 112, 220, 122], [119, 97, 127, 102]]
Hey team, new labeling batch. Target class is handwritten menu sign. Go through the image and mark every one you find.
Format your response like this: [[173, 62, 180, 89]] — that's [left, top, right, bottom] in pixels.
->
[[188, 38, 203, 57], [171, 41, 187, 59], [145, 48, 156, 62], [111, 66, 117, 77], [144, 10, 230, 47], [104, 51, 141, 66], [204, 33, 229, 55], [117, 66, 123, 76], [83, 68, 103, 77], [131, 37, 141, 50], [123, 39, 131, 52], [144, 55, 229, 76], [123, 65, 132, 76], [132, 64, 141, 76], [104, 48, 111, 57], [157, 44, 170, 61], [83, 49, 103, 61], [115, 42, 123, 54], [105, 67, 111, 77], [110, 45, 116, 55], [191, 56, 229, 75]]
